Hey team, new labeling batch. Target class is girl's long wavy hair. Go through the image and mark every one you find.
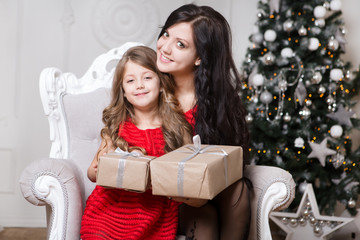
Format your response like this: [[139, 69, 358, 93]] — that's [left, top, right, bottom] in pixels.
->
[[102, 46, 193, 153], [158, 4, 250, 164]]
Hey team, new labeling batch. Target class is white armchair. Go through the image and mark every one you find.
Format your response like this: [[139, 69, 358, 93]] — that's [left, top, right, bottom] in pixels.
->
[[19, 42, 296, 240]]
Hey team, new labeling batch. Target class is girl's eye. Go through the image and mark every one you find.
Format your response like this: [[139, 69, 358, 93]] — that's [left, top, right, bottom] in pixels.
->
[[145, 76, 152, 80], [177, 41, 185, 48], [163, 31, 169, 38], [126, 79, 134, 83]]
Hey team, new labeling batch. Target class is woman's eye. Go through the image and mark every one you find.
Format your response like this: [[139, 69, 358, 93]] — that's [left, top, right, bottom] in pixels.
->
[[177, 41, 185, 48], [163, 31, 169, 38]]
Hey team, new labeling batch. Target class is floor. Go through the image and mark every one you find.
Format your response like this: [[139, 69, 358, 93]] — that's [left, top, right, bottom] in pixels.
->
[[0, 224, 285, 240], [0, 227, 47, 240]]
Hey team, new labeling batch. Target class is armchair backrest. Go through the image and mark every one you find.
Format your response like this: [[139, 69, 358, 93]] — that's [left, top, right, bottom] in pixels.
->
[[40, 42, 144, 200]]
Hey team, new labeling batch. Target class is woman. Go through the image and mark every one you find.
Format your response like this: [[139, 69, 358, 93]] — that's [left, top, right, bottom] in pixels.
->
[[156, 4, 252, 240]]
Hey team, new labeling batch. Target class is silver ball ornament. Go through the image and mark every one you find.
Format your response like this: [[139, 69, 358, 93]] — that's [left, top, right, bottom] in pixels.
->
[[305, 99, 312, 107], [326, 95, 335, 105], [299, 217, 306, 226], [245, 113, 253, 123], [283, 112, 291, 122], [309, 216, 316, 225], [290, 218, 298, 227], [340, 27, 347, 35], [344, 70, 351, 81], [299, 107, 311, 119], [318, 85, 326, 94], [323, 2, 331, 10], [311, 72, 323, 84], [348, 199, 356, 208], [314, 224, 323, 235], [263, 52, 275, 65], [303, 208, 310, 218], [298, 181, 307, 193], [282, 217, 289, 224], [328, 37, 339, 51], [298, 25, 308, 36], [283, 19, 295, 32]]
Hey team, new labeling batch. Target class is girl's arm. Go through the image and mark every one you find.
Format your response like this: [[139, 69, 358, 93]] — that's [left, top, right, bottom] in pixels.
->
[[87, 134, 115, 182]]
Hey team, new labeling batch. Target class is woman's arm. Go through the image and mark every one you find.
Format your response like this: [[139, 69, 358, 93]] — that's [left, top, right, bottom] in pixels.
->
[[171, 197, 208, 208], [87, 134, 115, 182]]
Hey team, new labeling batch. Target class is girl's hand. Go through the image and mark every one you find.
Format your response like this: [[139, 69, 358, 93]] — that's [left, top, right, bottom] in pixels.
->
[[168, 197, 208, 208], [87, 135, 115, 182]]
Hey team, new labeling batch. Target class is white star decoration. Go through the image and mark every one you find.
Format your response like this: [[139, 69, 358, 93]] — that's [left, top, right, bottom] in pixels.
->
[[326, 104, 354, 127], [307, 138, 336, 167], [270, 184, 353, 240]]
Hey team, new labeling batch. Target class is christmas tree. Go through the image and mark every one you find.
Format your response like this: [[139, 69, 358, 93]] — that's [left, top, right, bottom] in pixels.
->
[[241, 0, 360, 215]]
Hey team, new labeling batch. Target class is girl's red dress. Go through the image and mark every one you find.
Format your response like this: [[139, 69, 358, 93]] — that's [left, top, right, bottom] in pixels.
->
[[80, 120, 180, 240]]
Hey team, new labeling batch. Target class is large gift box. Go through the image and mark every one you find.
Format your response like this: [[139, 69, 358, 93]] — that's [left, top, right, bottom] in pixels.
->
[[96, 148, 155, 192], [150, 135, 243, 199]]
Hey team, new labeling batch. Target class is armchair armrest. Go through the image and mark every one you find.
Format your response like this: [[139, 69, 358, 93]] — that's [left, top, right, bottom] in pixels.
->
[[244, 165, 296, 240], [19, 158, 84, 240]]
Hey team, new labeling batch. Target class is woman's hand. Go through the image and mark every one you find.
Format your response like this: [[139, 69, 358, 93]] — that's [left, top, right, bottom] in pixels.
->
[[169, 197, 208, 208]]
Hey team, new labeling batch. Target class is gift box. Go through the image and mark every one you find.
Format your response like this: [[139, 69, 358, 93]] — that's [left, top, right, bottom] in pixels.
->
[[150, 135, 243, 199], [96, 148, 155, 192]]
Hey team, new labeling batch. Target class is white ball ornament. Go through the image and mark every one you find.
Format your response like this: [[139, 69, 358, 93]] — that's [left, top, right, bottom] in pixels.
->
[[315, 19, 326, 28], [330, 68, 344, 81], [252, 33, 264, 44], [308, 38, 320, 51], [252, 74, 265, 87], [281, 48, 294, 58], [295, 137, 305, 148], [260, 90, 273, 104], [314, 5, 327, 19], [264, 29, 277, 42], [330, 125, 343, 138], [330, 0, 342, 11]]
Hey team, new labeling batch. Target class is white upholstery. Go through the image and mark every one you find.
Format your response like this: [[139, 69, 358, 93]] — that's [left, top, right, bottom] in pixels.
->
[[19, 42, 295, 240]]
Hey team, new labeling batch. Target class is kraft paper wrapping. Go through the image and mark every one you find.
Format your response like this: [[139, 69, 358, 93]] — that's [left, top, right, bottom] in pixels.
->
[[96, 148, 155, 192], [150, 138, 243, 199]]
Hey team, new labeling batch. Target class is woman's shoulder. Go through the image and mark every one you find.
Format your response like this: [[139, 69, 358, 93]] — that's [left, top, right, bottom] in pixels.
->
[[184, 106, 197, 126]]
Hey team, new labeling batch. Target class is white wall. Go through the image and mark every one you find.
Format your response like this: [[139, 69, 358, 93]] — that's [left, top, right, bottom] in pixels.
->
[[0, 0, 359, 227]]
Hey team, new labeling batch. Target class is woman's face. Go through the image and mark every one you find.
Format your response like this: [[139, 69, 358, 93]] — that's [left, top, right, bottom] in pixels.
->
[[156, 22, 200, 77]]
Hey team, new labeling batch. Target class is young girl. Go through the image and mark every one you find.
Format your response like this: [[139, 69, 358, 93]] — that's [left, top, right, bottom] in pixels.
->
[[157, 4, 252, 240], [80, 46, 193, 240]]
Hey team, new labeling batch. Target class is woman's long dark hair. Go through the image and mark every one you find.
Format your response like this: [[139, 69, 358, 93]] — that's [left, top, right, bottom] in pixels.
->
[[158, 4, 250, 164]]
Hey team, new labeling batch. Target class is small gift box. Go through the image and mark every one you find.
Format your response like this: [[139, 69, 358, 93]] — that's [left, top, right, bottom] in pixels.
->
[[150, 135, 243, 199], [96, 148, 155, 192]]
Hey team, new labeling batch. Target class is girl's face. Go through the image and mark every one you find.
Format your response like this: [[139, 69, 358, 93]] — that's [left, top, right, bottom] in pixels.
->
[[156, 22, 200, 77], [122, 60, 161, 112]]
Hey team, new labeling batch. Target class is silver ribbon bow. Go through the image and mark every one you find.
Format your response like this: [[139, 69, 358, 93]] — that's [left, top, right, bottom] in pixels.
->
[[109, 147, 152, 188], [176, 135, 228, 197]]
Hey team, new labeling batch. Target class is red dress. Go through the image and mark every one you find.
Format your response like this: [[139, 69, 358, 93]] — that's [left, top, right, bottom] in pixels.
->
[[80, 120, 179, 240]]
